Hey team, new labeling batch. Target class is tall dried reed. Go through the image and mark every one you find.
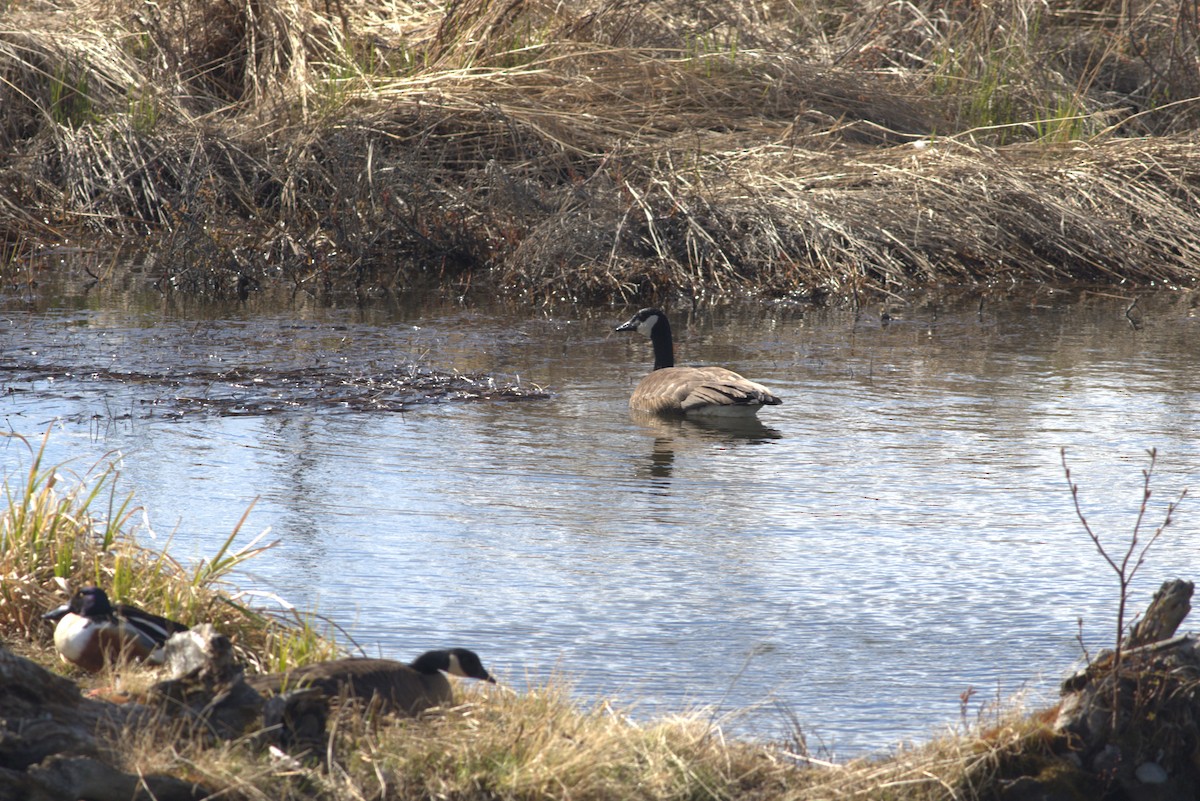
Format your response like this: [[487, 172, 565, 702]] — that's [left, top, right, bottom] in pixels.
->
[[3, 0, 1200, 301]]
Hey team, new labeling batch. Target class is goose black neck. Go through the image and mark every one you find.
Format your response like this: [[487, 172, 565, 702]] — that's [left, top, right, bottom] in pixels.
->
[[409, 650, 448, 675], [651, 317, 675, 370]]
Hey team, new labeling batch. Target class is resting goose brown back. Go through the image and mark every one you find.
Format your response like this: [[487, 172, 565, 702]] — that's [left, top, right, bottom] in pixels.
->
[[247, 648, 495, 716], [615, 308, 781, 417]]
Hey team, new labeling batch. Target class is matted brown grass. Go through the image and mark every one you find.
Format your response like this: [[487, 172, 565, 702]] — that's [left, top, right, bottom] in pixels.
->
[[114, 675, 1070, 801], [3, 0, 1200, 302]]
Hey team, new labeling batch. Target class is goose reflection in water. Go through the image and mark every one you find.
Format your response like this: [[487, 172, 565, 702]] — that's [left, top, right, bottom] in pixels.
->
[[631, 412, 782, 485]]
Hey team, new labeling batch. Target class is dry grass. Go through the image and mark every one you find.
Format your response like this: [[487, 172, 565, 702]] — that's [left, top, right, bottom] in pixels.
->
[[3, 0, 1200, 301], [115, 676, 1074, 801]]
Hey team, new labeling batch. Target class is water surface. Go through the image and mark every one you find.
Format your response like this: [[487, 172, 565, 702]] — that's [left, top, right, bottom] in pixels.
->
[[4, 282, 1199, 756]]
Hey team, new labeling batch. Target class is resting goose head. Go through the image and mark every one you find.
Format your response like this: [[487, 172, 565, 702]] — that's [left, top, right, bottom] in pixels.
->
[[410, 647, 496, 683]]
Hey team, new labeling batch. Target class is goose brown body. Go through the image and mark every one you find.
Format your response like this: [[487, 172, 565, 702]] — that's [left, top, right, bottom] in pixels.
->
[[615, 309, 781, 417], [247, 648, 494, 716]]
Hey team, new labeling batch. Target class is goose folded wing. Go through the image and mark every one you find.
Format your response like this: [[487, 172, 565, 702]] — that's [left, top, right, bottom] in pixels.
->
[[680, 369, 780, 412], [681, 383, 761, 412]]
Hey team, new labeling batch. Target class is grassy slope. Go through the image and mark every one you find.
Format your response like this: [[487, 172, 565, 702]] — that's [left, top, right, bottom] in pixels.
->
[[2, 0, 1200, 302]]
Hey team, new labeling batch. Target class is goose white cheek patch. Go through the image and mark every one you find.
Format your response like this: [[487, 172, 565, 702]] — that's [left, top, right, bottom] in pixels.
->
[[636, 316, 658, 337]]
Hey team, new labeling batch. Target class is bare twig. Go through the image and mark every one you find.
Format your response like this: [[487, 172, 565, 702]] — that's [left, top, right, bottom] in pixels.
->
[[1061, 447, 1187, 731]]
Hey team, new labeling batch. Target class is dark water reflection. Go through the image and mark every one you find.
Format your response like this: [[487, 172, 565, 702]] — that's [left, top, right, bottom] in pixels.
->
[[631, 414, 783, 485], [3, 281, 1200, 756]]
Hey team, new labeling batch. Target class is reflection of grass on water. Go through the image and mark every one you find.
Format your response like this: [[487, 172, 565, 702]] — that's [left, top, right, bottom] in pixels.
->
[[2, 428, 1147, 800], [4, 0, 1200, 302]]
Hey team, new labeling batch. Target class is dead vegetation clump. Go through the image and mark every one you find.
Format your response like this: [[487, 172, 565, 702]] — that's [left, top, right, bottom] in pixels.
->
[[3, 0, 1200, 302], [165, 683, 1064, 801]]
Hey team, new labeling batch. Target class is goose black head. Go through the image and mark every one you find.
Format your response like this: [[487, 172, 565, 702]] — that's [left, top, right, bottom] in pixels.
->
[[410, 648, 496, 683], [615, 308, 669, 339], [617, 308, 675, 370]]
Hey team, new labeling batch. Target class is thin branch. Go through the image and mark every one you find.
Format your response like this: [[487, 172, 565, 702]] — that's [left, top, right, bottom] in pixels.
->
[[1061, 448, 1120, 575]]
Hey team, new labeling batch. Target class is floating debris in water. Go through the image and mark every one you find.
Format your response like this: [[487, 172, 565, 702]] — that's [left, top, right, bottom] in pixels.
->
[[0, 359, 550, 418]]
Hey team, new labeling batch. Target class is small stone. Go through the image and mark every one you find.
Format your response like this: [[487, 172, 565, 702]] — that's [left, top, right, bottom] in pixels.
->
[[1135, 761, 1168, 784]]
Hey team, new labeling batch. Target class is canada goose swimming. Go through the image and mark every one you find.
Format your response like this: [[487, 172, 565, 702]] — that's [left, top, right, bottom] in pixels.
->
[[42, 586, 189, 673], [246, 648, 496, 716], [615, 308, 782, 417]]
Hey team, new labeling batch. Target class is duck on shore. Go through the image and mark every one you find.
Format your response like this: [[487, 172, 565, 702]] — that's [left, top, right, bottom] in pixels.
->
[[42, 586, 189, 672]]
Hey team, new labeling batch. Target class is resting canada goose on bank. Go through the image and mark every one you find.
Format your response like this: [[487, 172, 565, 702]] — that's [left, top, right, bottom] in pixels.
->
[[615, 308, 782, 417], [246, 648, 496, 716]]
